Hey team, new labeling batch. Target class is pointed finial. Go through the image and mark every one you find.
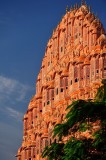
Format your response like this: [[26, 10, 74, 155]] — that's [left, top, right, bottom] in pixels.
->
[[85, 1, 87, 6], [70, 5, 73, 11], [76, 3, 78, 9], [74, 4, 76, 10], [81, 0, 85, 5], [66, 5, 68, 12], [89, 6, 91, 12], [78, 4, 80, 8]]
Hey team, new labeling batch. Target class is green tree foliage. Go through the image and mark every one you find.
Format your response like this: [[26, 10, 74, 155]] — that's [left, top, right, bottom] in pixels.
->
[[42, 142, 64, 160], [42, 82, 106, 160]]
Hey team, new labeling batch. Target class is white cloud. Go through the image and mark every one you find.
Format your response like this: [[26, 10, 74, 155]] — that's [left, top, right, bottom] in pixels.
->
[[6, 107, 23, 120], [0, 75, 34, 121], [0, 107, 23, 121], [0, 75, 32, 102]]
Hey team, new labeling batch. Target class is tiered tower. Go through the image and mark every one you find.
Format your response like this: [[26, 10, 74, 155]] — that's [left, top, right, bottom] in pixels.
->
[[16, 2, 106, 160]]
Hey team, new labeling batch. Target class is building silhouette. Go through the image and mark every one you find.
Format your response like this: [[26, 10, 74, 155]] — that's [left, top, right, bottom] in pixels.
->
[[16, 1, 106, 160]]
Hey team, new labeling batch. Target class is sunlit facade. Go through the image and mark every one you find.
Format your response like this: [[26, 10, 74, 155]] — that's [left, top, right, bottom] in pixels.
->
[[16, 2, 106, 160]]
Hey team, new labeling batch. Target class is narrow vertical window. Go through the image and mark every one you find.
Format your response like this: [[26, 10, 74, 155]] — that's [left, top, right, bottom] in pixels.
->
[[39, 102, 42, 112], [65, 77, 68, 89], [47, 90, 49, 101], [51, 89, 54, 100], [86, 66, 90, 79], [60, 78, 64, 88], [47, 90, 50, 105], [56, 88, 58, 95], [60, 78, 64, 92], [28, 149, 31, 158], [95, 58, 99, 73], [61, 47, 63, 52], [74, 66, 78, 82]]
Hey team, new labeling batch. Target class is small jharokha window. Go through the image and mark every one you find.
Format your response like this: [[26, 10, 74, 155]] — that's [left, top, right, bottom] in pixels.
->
[[56, 88, 58, 95], [96, 70, 99, 73], [61, 46, 63, 52], [60, 78, 64, 92], [86, 66, 90, 78], [37, 149, 39, 154], [60, 78, 64, 88], [60, 88, 63, 92], [48, 62, 50, 66], [51, 89, 54, 100], [32, 147, 35, 158], [33, 155, 35, 158], [74, 66, 78, 82], [28, 149, 31, 157], [75, 78, 78, 82], [47, 90, 49, 101], [65, 77, 68, 89], [96, 58, 99, 70], [95, 58, 99, 74], [39, 102, 42, 111], [47, 101, 50, 105]]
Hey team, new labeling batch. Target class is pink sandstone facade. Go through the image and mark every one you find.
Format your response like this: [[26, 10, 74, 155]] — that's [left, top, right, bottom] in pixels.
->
[[16, 2, 106, 160]]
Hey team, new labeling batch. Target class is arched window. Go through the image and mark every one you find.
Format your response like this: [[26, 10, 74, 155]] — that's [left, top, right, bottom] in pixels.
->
[[47, 90, 49, 101], [74, 66, 78, 82], [60, 78, 64, 88], [60, 78, 64, 92], [91, 58, 95, 76], [32, 147, 36, 158], [64, 77, 68, 89], [47, 90, 50, 105], [28, 149, 31, 158], [36, 139, 39, 154], [51, 89, 54, 100], [39, 101, 42, 112], [86, 66, 90, 79], [95, 58, 99, 73], [56, 88, 58, 95]]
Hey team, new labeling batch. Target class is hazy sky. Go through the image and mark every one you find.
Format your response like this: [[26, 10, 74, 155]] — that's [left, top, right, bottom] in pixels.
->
[[0, 0, 106, 160]]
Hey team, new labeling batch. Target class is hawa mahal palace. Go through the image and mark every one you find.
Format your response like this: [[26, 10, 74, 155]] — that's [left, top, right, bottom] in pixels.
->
[[16, 1, 106, 160]]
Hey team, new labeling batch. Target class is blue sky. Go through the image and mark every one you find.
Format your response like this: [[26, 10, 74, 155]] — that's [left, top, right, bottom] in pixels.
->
[[0, 0, 106, 160]]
